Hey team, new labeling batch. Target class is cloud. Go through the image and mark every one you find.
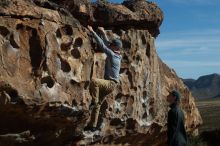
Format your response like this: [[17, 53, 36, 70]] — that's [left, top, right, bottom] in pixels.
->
[[156, 38, 220, 49], [152, 0, 220, 78], [164, 60, 220, 67], [168, 0, 220, 5], [161, 29, 220, 37], [163, 60, 220, 79], [156, 29, 220, 55], [156, 28, 220, 78]]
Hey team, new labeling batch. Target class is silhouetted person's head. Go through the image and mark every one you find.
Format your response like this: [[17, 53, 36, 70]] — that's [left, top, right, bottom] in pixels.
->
[[167, 90, 181, 105]]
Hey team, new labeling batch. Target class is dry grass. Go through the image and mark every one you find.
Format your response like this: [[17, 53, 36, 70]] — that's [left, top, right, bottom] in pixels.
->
[[189, 98, 220, 146], [196, 98, 220, 132]]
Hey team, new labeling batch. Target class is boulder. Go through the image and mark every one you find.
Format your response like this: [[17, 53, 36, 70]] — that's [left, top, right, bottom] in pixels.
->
[[0, 0, 201, 145]]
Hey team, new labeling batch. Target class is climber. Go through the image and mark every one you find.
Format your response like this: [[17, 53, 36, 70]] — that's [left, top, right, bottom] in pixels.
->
[[86, 25, 122, 130], [167, 90, 187, 146]]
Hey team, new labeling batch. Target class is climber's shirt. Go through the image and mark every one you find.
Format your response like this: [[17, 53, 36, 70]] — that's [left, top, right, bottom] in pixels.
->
[[91, 31, 122, 83]]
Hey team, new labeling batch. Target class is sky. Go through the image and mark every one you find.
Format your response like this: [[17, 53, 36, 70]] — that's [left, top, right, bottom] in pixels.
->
[[98, 0, 220, 79]]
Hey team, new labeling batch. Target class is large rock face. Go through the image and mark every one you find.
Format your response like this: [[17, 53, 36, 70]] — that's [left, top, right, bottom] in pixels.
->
[[62, 0, 163, 37], [0, 0, 201, 146]]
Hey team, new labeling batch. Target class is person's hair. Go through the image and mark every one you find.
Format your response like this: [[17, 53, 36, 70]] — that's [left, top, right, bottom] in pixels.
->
[[111, 39, 122, 49], [170, 90, 181, 101]]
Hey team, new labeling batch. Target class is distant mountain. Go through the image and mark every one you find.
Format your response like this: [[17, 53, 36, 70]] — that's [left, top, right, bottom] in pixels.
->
[[213, 94, 220, 98], [183, 73, 220, 99]]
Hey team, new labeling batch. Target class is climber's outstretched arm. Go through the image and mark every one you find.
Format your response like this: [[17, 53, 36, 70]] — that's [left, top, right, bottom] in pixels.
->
[[97, 27, 110, 45], [87, 25, 114, 56]]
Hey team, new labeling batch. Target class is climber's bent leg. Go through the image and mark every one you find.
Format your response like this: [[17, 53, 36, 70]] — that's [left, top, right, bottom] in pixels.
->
[[89, 78, 117, 128]]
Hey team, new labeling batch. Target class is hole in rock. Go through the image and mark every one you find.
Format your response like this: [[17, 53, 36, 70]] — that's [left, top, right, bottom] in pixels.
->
[[61, 34, 73, 49], [43, 2, 56, 10], [110, 118, 123, 126], [126, 118, 136, 129], [132, 56, 135, 60], [9, 34, 19, 49], [59, 57, 71, 72], [119, 68, 127, 74], [1, 85, 22, 103], [95, 61, 99, 66], [109, 107, 112, 111], [61, 43, 71, 52], [141, 34, 147, 44], [42, 60, 47, 71], [121, 102, 127, 107], [7, 89, 18, 100], [115, 93, 123, 101], [0, 26, 10, 37], [122, 40, 131, 49], [56, 29, 62, 38], [146, 42, 150, 58], [149, 107, 154, 114], [73, 37, 83, 48], [84, 81, 90, 90], [142, 103, 146, 108], [122, 55, 129, 63], [70, 79, 80, 87], [8, 90, 18, 98], [72, 69, 77, 75], [16, 23, 24, 30], [71, 48, 81, 59], [116, 109, 120, 114], [102, 135, 114, 144], [62, 25, 73, 36], [136, 55, 141, 62], [142, 112, 148, 119], [41, 76, 55, 88], [29, 28, 43, 71], [134, 87, 137, 91], [127, 71, 133, 88], [143, 91, 147, 98], [149, 99, 154, 106], [72, 99, 77, 106]]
